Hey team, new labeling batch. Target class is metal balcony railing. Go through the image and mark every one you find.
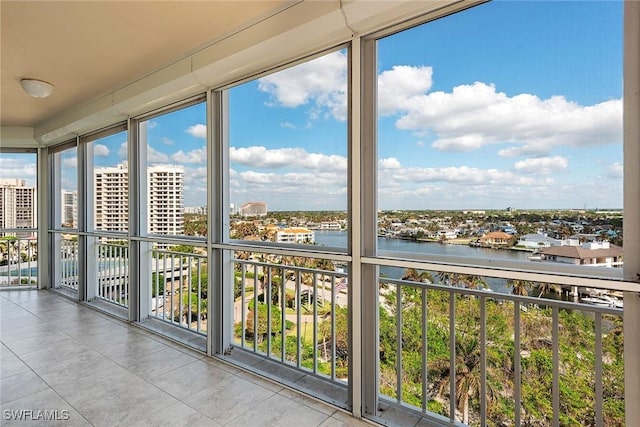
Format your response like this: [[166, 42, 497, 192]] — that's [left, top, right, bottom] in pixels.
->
[[149, 247, 207, 335], [378, 272, 624, 427], [233, 253, 349, 383], [0, 230, 38, 286], [96, 242, 129, 307], [59, 237, 79, 291]]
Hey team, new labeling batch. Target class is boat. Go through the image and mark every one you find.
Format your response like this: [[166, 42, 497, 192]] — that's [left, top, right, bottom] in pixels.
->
[[581, 294, 623, 308]]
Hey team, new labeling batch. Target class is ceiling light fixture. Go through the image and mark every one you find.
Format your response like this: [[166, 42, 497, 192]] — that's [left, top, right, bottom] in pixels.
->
[[20, 79, 54, 98]]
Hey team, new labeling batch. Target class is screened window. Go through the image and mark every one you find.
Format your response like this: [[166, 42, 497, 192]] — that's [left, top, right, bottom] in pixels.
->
[[138, 101, 207, 237], [227, 49, 348, 248], [85, 127, 128, 233], [376, 1, 623, 265], [0, 151, 37, 237], [52, 144, 78, 230]]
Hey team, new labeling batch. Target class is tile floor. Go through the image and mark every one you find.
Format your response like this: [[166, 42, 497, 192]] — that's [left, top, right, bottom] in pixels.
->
[[0, 289, 374, 426]]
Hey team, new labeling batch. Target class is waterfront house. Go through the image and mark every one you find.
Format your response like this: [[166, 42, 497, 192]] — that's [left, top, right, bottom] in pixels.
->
[[479, 231, 513, 247], [538, 241, 623, 267]]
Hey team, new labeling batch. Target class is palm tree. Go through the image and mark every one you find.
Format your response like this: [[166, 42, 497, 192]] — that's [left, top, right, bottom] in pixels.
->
[[535, 282, 552, 298], [402, 268, 433, 283], [0, 239, 8, 264], [432, 334, 483, 425], [506, 279, 532, 296], [437, 272, 486, 289]]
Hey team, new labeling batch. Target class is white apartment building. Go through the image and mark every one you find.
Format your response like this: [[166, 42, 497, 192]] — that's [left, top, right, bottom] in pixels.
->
[[147, 165, 184, 235], [93, 163, 184, 235], [276, 227, 315, 244], [240, 201, 267, 217], [0, 179, 37, 237], [94, 164, 128, 231], [61, 190, 77, 229]]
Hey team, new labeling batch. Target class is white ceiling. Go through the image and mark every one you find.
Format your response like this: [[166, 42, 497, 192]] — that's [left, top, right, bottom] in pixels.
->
[[0, 1, 295, 129]]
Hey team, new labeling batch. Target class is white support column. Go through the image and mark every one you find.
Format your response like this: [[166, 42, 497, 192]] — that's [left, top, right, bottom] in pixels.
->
[[208, 89, 232, 356], [130, 119, 150, 322], [623, 1, 640, 423], [50, 151, 62, 289], [85, 142, 98, 301], [37, 146, 50, 290], [359, 34, 381, 418], [350, 36, 364, 419], [77, 138, 90, 301]]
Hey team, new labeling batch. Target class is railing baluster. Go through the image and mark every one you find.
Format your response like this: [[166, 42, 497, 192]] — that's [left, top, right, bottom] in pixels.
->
[[480, 295, 487, 427], [253, 264, 258, 353], [312, 271, 318, 373], [240, 261, 246, 347], [296, 268, 302, 368], [515, 301, 521, 427], [421, 287, 428, 413], [17, 240, 22, 285], [196, 256, 201, 333], [266, 265, 272, 357], [553, 306, 559, 427], [595, 312, 603, 427], [449, 291, 456, 422], [396, 283, 402, 405], [281, 266, 286, 363], [331, 272, 337, 381]]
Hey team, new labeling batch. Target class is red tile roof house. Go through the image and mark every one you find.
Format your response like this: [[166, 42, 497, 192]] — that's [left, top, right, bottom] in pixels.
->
[[479, 231, 514, 247], [538, 242, 623, 267]]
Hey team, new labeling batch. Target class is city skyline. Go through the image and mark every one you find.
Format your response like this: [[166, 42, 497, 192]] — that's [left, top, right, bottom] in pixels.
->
[[0, 1, 623, 211]]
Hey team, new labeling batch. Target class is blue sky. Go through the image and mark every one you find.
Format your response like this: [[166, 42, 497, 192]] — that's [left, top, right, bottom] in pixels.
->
[[1, 1, 623, 211]]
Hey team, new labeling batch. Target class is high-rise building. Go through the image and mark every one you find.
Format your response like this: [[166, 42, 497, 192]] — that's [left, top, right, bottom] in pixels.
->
[[93, 163, 184, 235], [240, 201, 267, 217], [0, 179, 37, 237], [61, 190, 78, 228], [148, 165, 184, 235], [94, 163, 128, 231]]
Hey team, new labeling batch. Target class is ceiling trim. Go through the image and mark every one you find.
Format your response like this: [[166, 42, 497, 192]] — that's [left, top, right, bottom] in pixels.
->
[[31, 0, 466, 147]]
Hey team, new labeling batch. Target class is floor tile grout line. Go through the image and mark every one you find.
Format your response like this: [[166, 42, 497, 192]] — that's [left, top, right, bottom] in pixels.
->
[[3, 290, 360, 426], [0, 302, 96, 426]]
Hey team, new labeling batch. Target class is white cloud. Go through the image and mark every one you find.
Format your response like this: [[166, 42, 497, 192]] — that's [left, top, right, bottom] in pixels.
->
[[380, 163, 539, 187], [280, 122, 295, 129], [378, 65, 433, 116], [377, 67, 622, 156], [378, 157, 402, 169], [147, 145, 169, 163], [230, 146, 346, 172], [186, 124, 206, 139], [258, 51, 347, 121], [237, 170, 345, 190], [182, 167, 208, 206], [63, 157, 77, 168], [0, 157, 37, 185], [161, 137, 174, 146], [513, 156, 568, 174], [118, 142, 128, 159], [607, 162, 623, 179], [172, 147, 206, 164], [93, 144, 110, 157]]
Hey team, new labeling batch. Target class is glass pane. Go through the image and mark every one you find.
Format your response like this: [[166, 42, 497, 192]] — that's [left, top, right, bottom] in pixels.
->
[[88, 130, 128, 232], [376, 2, 623, 268], [54, 146, 78, 229], [0, 152, 38, 286], [228, 50, 348, 247], [138, 102, 207, 237], [0, 152, 37, 236], [378, 267, 624, 425]]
